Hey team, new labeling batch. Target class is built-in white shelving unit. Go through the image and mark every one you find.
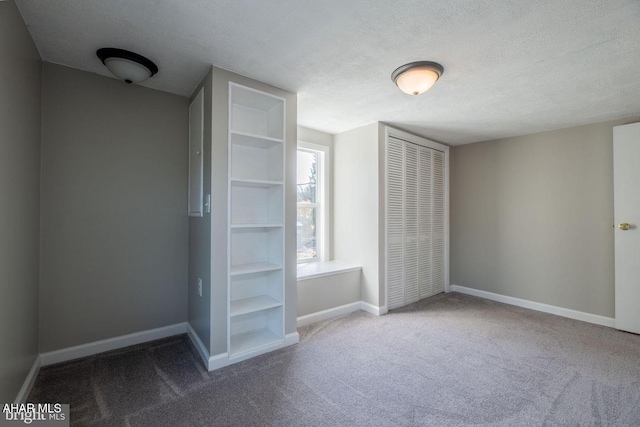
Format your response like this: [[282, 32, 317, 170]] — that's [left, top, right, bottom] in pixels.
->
[[228, 83, 285, 359]]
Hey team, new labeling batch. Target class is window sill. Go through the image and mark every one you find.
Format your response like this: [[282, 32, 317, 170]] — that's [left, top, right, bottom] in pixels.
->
[[297, 260, 362, 281]]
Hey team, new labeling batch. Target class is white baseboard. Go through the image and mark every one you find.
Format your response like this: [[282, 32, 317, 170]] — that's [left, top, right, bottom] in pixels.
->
[[450, 285, 615, 328], [213, 332, 298, 370], [40, 322, 188, 366], [208, 352, 229, 371], [297, 302, 361, 327], [296, 301, 390, 328], [285, 331, 299, 346], [35, 320, 296, 375], [193, 332, 298, 372], [360, 301, 387, 316], [15, 356, 40, 403], [184, 323, 229, 372], [186, 322, 210, 368]]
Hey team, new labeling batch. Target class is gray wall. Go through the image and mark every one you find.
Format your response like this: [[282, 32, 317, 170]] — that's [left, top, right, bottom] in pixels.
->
[[188, 69, 213, 353], [451, 118, 640, 318], [0, 0, 42, 403], [39, 63, 189, 352]]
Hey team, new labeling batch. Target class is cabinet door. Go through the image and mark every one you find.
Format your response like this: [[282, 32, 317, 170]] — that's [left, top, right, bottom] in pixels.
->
[[188, 88, 204, 217], [386, 137, 405, 310]]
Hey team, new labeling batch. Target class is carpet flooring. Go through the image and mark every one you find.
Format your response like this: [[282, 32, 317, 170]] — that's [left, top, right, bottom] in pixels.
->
[[29, 292, 640, 426]]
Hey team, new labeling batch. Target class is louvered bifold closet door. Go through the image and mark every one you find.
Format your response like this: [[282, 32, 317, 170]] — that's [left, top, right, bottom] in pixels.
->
[[432, 150, 445, 294], [418, 147, 433, 299], [404, 143, 419, 305], [386, 138, 405, 310]]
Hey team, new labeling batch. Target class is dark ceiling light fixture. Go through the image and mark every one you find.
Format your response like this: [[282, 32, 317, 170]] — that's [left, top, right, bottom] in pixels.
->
[[391, 61, 444, 95], [96, 48, 158, 84]]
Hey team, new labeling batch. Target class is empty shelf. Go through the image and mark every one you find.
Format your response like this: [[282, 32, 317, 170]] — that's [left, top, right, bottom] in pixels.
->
[[231, 223, 283, 229], [230, 329, 282, 357], [230, 295, 282, 317], [230, 131, 283, 149], [230, 262, 282, 276], [230, 178, 283, 188]]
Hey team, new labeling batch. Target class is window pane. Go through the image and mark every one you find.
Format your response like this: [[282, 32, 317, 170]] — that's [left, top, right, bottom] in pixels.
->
[[297, 150, 318, 204], [297, 206, 317, 260]]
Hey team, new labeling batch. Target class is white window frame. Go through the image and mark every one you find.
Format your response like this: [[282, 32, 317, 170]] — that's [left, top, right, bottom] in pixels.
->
[[297, 141, 330, 263]]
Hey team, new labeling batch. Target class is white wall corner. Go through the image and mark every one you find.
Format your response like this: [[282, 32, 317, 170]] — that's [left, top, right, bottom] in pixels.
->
[[450, 284, 616, 328], [40, 322, 188, 366], [186, 322, 210, 369], [15, 356, 40, 403], [360, 301, 387, 316]]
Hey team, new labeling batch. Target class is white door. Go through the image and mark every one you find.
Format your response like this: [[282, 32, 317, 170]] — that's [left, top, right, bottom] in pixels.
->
[[404, 143, 419, 305], [614, 122, 640, 334], [418, 147, 433, 299], [386, 137, 405, 310], [432, 150, 446, 294], [386, 135, 447, 310]]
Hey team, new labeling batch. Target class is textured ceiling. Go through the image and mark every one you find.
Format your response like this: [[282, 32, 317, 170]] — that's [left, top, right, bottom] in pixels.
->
[[15, 0, 640, 145]]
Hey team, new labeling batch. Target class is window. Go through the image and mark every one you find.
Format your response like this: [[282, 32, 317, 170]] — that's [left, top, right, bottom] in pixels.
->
[[297, 142, 329, 262]]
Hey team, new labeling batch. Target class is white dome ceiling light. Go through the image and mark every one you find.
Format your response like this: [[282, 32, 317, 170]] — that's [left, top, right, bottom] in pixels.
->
[[391, 61, 444, 96], [96, 48, 158, 84]]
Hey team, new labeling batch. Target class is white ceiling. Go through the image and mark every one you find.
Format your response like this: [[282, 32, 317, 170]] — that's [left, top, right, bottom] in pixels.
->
[[15, 0, 640, 145]]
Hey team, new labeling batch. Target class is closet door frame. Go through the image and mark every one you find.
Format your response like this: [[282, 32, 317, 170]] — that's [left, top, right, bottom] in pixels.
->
[[383, 127, 450, 310]]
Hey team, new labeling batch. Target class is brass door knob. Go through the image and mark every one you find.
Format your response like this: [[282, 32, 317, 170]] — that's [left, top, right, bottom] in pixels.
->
[[619, 223, 631, 230]]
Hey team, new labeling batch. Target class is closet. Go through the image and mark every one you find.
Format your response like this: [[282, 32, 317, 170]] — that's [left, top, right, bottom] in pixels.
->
[[333, 123, 448, 314], [386, 133, 447, 310]]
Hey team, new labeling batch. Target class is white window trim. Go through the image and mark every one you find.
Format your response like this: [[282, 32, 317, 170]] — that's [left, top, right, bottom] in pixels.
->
[[297, 140, 330, 263]]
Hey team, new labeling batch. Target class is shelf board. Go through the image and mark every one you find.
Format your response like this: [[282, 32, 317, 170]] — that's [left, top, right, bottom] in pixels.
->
[[230, 130, 283, 149], [230, 262, 282, 276], [230, 178, 283, 188], [230, 295, 282, 317], [231, 85, 284, 112], [230, 329, 282, 357], [231, 223, 283, 229]]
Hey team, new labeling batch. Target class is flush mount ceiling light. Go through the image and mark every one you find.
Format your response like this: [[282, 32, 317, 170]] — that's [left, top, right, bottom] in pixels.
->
[[96, 48, 158, 84], [391, 61, 444, 96]]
